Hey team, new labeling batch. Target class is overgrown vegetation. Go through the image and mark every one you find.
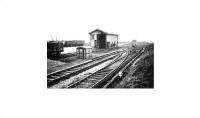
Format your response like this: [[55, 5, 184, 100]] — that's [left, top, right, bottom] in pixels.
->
[[116, 43, 154, 88]]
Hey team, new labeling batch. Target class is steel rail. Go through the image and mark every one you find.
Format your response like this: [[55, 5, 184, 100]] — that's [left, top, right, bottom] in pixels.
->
[[93, 48, 145, 88], [67, 51, 128, 88], [47, 49, 124, 76], [47, 52, 123, 87]]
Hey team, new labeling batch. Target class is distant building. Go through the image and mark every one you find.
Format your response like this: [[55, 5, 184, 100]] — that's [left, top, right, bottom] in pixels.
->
[[131, 40, 137, 47], [64, 40, 85, 47], [89, 29, 119, 49]]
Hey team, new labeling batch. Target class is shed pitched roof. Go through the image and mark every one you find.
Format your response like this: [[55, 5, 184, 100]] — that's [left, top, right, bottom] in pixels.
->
[[89, 29, 119, 36]]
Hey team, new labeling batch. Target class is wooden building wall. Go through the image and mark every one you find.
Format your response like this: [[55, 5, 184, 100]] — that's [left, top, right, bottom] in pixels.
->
[[89, 30, 118, 49]]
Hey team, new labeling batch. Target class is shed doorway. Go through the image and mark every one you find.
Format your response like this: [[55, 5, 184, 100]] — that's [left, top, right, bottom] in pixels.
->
[[97, 34, 106, 49]]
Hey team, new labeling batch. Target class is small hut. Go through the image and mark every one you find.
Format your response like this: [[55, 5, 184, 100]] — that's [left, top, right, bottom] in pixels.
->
[[76, 46, 92, 59]]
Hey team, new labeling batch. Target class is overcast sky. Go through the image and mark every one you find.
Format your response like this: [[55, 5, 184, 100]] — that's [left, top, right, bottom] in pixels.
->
[[42, 0, 160, 42], [0, 0, 199, 43]]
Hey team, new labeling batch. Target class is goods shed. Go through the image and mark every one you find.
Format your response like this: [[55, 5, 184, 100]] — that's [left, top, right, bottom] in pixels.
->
[[89, 29, 119, 49], [76, 46, 92, 59]]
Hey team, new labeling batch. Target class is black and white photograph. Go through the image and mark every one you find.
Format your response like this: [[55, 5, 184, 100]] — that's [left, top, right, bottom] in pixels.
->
[[47, 29, 154, 88], [1, 0, 200, 118]]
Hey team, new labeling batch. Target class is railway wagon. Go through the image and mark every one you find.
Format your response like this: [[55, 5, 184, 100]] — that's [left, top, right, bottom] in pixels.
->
[[47, 41, 64, 58], [64, 40, 85, 47]]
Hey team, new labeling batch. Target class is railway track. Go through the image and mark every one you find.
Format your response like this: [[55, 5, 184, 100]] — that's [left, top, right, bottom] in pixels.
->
[[47, 49, 125, 73], [103, 48, 145, 88], [67, 48, 144, 88], [67, 51, 128, 88], [47, 50, 125, 87]]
